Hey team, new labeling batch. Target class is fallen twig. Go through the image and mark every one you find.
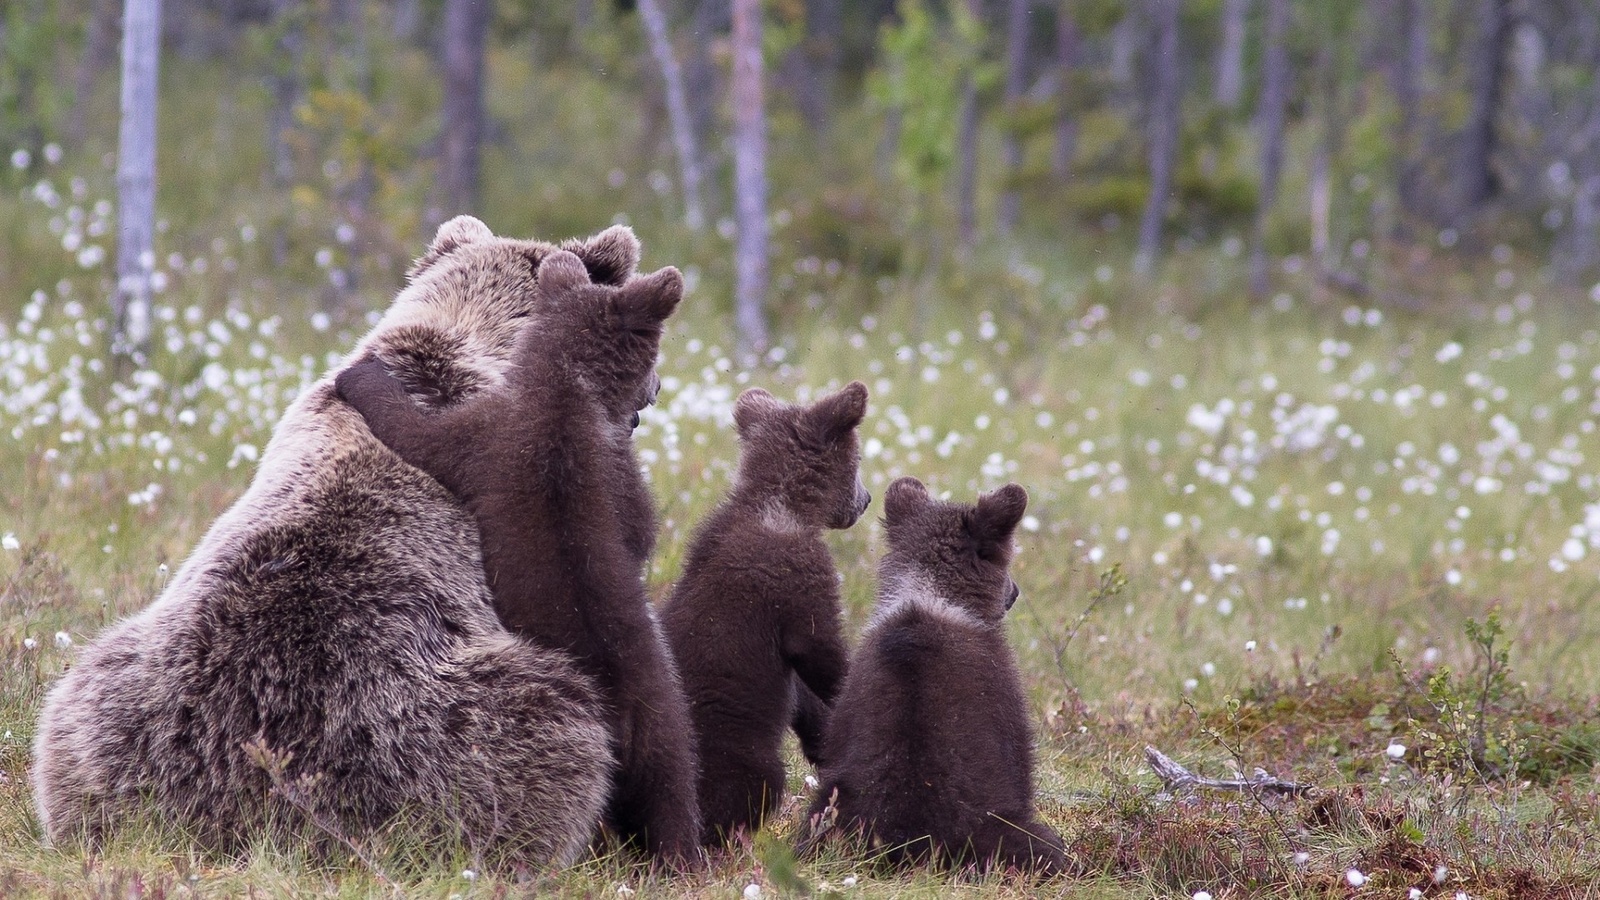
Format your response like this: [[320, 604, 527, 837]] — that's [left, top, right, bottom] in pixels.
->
[[1143, 745, 1313, 797]]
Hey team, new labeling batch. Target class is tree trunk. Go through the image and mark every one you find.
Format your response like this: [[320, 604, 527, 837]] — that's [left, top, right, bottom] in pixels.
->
[[1390, 0, 1425, 223], [1248, 0, 1289, 297], [1133, 0, 1179, 277], [956, 75, 979, 251], [637, 0, 706, 231], [67, 0, 122, 146], [956, 0, 983, 252], [1214, 0, 1249, 109], [114, 0, 162, 362], [1458, 0, 1511, 213], [731, 0, 770, 357], [685, 0, 728, 179], [996, 0, 1029, 235], [430, 0, 492, 227], [267, 0, 305, 267], [1052, 0, 1079, 179]]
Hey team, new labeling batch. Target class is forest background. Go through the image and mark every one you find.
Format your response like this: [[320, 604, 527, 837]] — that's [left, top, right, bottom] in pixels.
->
[[3, 0, 1600, 897]]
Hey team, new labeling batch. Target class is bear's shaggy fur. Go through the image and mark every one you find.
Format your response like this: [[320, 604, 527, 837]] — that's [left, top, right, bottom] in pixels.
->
[[333, 250, 701, 861], [31, 217, 642, 865], [660, 383, 870, 845], [807, 477, 1066, 875]]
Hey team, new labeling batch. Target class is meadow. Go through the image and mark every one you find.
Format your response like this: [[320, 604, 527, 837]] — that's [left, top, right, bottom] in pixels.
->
[[3, 59, 1600, 900]]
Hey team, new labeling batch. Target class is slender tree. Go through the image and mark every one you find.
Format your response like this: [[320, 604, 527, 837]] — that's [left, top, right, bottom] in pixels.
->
[[114, 0, 161, 362], [266, 0, 305, 267], [430, 0, 491, 226], [1459, 0, 1511, 214], [955, 0, 983, 251], [731, 0, 769, 356], [996, 0, 1029, 234], [1133, 0, 1179, 276], [67, 0, 121, 145], [1214, 0, 1249, 109], [1052, 0, 1079, 179], [637, 0, 706, 231], [1248, 0, 1289, 296], [1389, 0, 1426, 222]]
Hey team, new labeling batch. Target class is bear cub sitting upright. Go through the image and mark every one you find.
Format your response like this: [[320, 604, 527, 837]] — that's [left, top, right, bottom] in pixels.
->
[[807, 477, 1065, 875], [334, 250, 700, 861], [661, 383, 870, 845]]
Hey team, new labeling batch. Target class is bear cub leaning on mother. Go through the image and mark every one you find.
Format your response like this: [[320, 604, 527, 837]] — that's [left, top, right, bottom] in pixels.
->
[[335, 249, 701, 862]]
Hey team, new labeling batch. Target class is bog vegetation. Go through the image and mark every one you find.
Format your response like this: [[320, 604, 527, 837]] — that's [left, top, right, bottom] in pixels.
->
[[3, 1, 1600, 897]]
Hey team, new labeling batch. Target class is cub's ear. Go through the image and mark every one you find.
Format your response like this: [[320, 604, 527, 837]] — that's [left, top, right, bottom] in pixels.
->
[[884, 477, 930, 526], [970, 483, 1028, 544], [804, 381, 868, 443], [534, 249, 593, 298], [406, 215, 493, 282], [734, 388, 784, 434], [613, 266, 683, 331], [562, 224, 640, 286]]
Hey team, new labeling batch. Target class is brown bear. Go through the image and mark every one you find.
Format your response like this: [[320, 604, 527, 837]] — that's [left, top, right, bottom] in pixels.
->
[[806, 477, 1066, 875], [659, 383, 870, 846], [31, 217, 644, 865], [333, 250, 700, 862]]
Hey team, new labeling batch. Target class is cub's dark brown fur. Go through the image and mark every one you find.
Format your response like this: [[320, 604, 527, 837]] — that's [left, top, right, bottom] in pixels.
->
[[660, 384, 870, 845], [808, 478, 1066, 875], [334, 251, 700, 861]]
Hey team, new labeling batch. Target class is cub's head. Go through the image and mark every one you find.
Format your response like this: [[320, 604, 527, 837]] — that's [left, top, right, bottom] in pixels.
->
[[731, 382, 871, 531], [359, 216, 642, 408], [880, 477, 1028, 624], [530, 249, 683, 430]]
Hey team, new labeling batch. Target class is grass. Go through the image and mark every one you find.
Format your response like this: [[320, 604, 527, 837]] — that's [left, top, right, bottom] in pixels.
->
[[4, 40, 1600, 900]]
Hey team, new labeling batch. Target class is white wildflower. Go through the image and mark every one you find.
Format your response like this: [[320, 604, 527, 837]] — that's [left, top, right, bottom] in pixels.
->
[[743, 884, 763, 900], [1346, 868, 1367, 887], [54, 631, 72, 649], [1, 532, 18, 551], [1387, 742, 1407, 760]]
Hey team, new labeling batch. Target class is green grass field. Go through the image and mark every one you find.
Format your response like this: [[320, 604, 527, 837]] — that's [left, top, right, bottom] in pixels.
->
[[4, 54, 1600, 899]]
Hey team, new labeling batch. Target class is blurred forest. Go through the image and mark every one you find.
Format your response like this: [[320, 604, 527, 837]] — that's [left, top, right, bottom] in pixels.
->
[[5, 0, 1600, 348]]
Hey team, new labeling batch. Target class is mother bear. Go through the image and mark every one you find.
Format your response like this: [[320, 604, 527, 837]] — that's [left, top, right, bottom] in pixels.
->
[[31, 217, 643, 866]]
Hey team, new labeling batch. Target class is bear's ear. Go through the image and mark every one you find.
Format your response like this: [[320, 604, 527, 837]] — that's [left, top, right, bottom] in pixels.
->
[[613, 265, 683, 331], [804, 381, 868, 444], [734, 388, 784, 434], [884, 477, 930, 527], [969, 483, 1028, 545], [561, 225, 640, 286], [534, 249, 593, 300], [406, 215, 494, 282]]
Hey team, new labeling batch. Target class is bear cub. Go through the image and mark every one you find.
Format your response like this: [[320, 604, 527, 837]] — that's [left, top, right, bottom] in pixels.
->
[[334, 250, 700, 861], [661, 383, 870, 846], [807, 477, 1066, 875]]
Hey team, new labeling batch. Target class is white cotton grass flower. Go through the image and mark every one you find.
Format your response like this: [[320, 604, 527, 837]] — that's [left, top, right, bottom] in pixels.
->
[[743, 883, 763, 900], [614, 886, 635, 898], [1, 532, 18, 551], [1346, 868, 1367, 887], [804, 774, 819, 790], [54, 631, 72, 649], [1293, 851, 1310, 867], [1434, 865, 1449, 884], [460, 868, 476, 882], [840, 875, 857, 888], [1192, 892, 1213, 900], [1386, 742, 1408, 760], [1410, 890, 1423, 900], [23, 637, 39, 651]]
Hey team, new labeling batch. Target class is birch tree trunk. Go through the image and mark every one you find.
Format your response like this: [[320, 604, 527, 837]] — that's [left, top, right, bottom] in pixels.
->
[[1133, 0, 1179, 277], [731, 0, 770, 357], [1249, 0, 1289, 297], [637, 0, 706, 231], [430, 0, 491, 227], [1214, 0, 1249, 109], [1390, 0, 1426, 223], [114, 0, 162, 362], [1052, 0, 1079, 179], [997, 0, 1029, 235]]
